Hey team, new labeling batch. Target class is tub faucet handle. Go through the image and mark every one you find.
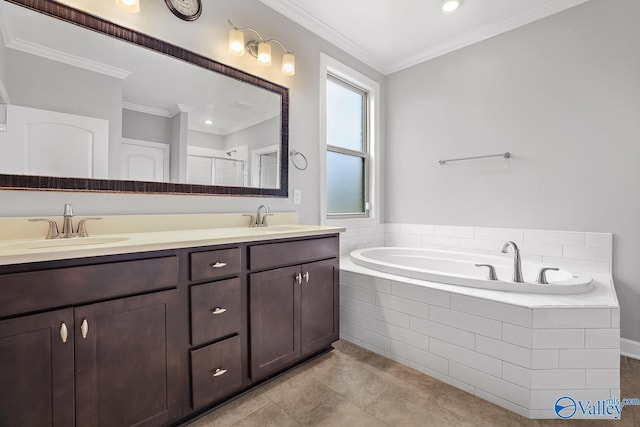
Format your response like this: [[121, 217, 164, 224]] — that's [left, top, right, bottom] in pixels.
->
[[475, 264, 498, 281], [536, 267, 559, 284]]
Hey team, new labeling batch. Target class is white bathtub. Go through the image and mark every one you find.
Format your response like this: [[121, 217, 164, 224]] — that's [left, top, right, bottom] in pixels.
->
[[350, 247, 593, 294]]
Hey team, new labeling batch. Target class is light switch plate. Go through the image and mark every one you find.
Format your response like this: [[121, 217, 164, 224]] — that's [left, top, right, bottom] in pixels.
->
[[293, 189, 302, 205]]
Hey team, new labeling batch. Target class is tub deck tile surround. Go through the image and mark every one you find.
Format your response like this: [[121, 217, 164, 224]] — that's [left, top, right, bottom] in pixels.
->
[[338, 223, 619, 419]]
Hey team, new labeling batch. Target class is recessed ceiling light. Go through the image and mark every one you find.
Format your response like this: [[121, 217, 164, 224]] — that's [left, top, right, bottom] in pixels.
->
[[205, 120, 213, 125], [441, 0, 463, 13]]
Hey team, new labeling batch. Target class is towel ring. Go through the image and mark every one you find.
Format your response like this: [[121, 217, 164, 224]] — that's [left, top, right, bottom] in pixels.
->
[[290, 149, 308, 170]]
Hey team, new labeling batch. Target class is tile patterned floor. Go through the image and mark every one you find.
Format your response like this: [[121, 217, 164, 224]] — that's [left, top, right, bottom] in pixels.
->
[[186, 341, 640, 426]]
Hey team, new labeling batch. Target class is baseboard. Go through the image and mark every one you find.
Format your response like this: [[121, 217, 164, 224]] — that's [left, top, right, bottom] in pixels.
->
[[621, 338, 640, 360]]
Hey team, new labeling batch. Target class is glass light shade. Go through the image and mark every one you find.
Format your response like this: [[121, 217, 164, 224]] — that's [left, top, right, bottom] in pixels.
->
[[257, 42, 272, 66], [441, 0, 462, 13], [281, 53, 295, 76], [114, 0, 140, 13], [228, 29, 245, 56]]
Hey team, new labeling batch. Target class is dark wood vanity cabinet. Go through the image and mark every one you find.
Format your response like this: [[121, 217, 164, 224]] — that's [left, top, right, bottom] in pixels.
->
[[0, 256, 181, 427], [0, 233, 339, 427], [248, 237, 340, 381]]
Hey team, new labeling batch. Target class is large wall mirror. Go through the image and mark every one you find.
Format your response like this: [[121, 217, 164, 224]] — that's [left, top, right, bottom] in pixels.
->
[[0, 0, 289, 196]]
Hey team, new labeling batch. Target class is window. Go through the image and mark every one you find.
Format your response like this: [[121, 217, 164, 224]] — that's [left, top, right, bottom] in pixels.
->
[[320, 54, 379, 222], [326, 76, 368, 217]]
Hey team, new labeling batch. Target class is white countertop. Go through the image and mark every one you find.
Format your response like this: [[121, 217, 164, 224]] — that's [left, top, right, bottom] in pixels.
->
[[0, 214, 343, 266]]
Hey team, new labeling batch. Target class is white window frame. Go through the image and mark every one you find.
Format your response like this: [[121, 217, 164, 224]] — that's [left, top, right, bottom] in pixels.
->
[[319, 53, 381, 226]]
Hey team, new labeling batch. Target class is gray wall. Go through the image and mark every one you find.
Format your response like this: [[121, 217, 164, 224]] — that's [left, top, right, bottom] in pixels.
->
[[386, 0, 640, 341], [122, 109, 172, 144], [188, 130, 225, 150], [0, 0, 384, 222]]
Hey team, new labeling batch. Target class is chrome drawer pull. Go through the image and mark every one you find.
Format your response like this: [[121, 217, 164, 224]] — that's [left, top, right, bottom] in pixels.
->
[[212, 307, 227, 315], [211, 262, 227, 268], [295, 273, 302, 285], [303, 272, 310, 283], [60, 322, 68, 343], [212, 368, 227, 377], [80, 319, 89, 339]]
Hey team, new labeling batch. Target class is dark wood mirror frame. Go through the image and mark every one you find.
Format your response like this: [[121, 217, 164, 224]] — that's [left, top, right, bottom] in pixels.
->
[[1, 0, 289, 197]]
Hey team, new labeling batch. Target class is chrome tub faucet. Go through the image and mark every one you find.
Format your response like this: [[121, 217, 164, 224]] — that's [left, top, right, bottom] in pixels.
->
[[501, 241, 524, 283]]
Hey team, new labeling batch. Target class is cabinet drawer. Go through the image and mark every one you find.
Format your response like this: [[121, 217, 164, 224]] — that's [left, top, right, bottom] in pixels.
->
[[0, 256, 178, 319], [190, 278, 242, 346], [190, 248, 241, 282], [249, 236, 338, 270], [191, 335, 242, 409]]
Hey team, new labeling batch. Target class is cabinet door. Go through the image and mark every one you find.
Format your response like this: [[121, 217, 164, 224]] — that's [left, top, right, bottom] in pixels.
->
[[249, 265, 301, 381], [75, 290, 180, 427], [301, 259, 340, 356], [0, 309, 74, 427]]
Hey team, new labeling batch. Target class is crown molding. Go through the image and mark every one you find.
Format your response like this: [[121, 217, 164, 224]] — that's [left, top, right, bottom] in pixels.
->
[[261, 0, 591, 75], [122, 102, 172, 118], [259, 0, 384, 73]]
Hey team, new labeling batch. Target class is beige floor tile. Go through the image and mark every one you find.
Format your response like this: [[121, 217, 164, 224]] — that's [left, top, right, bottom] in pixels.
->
[[185, 343, 639, 427], [229, 402, 299, 427], [297, 393, 388, 427]]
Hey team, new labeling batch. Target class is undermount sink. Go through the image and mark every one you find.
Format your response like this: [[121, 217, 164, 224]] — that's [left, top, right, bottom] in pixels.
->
[[7, 237, 130, 250]]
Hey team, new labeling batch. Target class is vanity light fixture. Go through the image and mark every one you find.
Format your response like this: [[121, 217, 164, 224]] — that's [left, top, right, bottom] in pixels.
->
[[114, 0, 140, 13], [227, 20, 295, 76], [441, 0, 463, 13]]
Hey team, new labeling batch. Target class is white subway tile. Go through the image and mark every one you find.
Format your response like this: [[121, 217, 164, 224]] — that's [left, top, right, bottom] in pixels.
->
[[434, 225, 475, 239], [586, 233, 613, 249], [530, 369, 585, 390], [611, 309, 620, 329], [411, 317, 475, 349], [356, 225, 386, 235], [524, 230, 586, 247], [409, 362, 475, 394], [361, 303, 410, 328], [376, 293, 430, 320], [340, 309, 374, 331], [399, 223, 435, 235], [451, 294, 532, 327], [421, 235, 460, 248], [518, 242, 563, 257], [503, 324, 533, 348], [541, 256, 610, 274], [384, 232, 421, 244], [429, 306, 502, 339], [392, 281, 451, 308], [459, 239, 504, 252], [430, 338, 502, 377], [341, 271, 392, 294], [449, 361, 530, 408], [530, 389, 611, 410], [474, 389, 530, 418], [340, 296, 361, 313], [563, 246, 611, 263], [390, 340, 448, 374], [474, 228, 524, 243], [533, 308, 611, 329], [532, 350, 559, 369], [346, 324, 390, 352], [385, 223, 401, 233], [476, 336, 531, 368], [502, 362, 531, 388], [585, 329, 620, 349], [558, 349, 620, 369], [375, 322, 429, 351], [532, 329, 585, 349], [586, 369, 619, 389], [340, 283, 375, 304]]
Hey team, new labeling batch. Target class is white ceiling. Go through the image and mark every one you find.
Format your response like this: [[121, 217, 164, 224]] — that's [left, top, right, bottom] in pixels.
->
[[260, 0, 592, 75]]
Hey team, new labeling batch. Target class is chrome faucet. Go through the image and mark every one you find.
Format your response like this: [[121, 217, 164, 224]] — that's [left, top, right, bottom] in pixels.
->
[[255, 205, 272, 227], [61, 203, 75, 238], [244, 204, 272, 228], [501, 241, 524, 283]]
